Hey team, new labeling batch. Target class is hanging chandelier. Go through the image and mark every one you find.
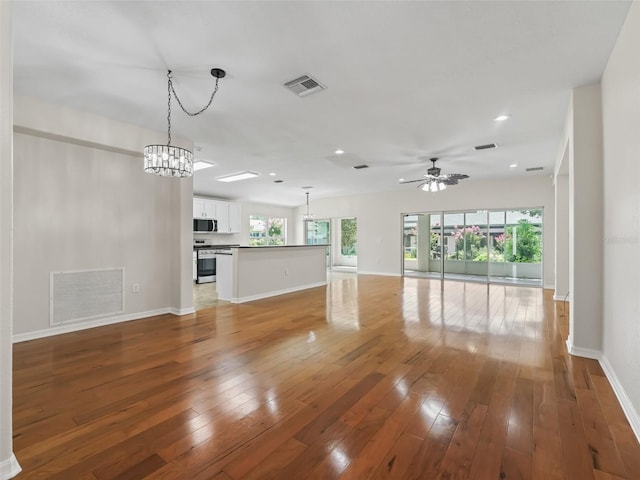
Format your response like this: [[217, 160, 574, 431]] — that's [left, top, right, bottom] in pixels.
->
[[144, 68, 226, 177], [302, 192, 314, 221]]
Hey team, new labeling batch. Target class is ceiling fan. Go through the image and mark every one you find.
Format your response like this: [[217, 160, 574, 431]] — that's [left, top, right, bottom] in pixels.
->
[[400, 157, 469, 192]]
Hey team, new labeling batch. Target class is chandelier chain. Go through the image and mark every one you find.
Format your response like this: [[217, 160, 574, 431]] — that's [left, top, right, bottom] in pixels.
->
[[167, 71, 172, 146], [169, 72, 220, 117]]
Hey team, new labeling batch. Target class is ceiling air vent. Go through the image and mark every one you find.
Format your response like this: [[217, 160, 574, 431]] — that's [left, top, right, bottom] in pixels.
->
[[353, 164, 369, 170], [474, 143, 498, 151], [526, 167, 544, 172], [284, 74, 326, 97]]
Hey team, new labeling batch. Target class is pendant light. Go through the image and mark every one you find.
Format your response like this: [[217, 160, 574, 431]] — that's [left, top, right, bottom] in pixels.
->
[[302, 192, 314, 221], [144, 68, 226, 177]]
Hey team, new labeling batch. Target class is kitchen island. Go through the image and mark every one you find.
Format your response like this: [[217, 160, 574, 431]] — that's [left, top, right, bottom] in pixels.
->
[[216, 245, 328, 303]]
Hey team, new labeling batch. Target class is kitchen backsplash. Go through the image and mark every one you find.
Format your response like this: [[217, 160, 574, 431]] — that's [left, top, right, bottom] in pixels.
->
[[193, 233, 244, 246]]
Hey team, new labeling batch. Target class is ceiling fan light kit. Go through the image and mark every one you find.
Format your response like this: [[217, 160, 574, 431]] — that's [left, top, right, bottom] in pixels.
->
[[401, 158, 469, 193], [144, 67, 226, 178]]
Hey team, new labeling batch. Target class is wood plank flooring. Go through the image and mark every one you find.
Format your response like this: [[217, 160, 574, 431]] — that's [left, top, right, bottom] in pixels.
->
[[12, 275, 640, 479]]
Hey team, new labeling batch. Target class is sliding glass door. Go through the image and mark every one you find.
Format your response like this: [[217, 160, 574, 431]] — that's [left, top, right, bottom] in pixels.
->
[[442, 210, 488, 283], [402, 213, 442, 278], [488, 209, 542, 285], [305, 219, 331, 268], [403, 208, 542, 286]]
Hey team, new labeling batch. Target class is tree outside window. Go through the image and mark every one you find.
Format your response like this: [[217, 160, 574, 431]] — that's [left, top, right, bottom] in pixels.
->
[[504, 219, 541, 263], [341, 218, 357, 255], [249, 216, 287, 246]]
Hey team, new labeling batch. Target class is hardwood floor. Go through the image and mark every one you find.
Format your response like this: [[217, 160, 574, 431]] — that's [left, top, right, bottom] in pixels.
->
[[12, 275, 640, 479]]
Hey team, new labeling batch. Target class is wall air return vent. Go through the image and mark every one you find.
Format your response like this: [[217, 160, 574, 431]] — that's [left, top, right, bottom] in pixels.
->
[[526, 167, 544, 172], [50, 268, 124, 325], [284, 74, 326, 97], [474, 143, 498, 151]]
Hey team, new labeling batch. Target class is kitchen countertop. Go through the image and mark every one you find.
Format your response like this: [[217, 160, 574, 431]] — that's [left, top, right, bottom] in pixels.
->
[[193, 244, 239, 250], [232, 245, 329, 248]]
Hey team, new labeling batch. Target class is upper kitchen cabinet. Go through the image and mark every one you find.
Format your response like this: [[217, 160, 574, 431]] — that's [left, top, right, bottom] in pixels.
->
[[193, 197, 241, 234], [193, 198, 216, 219], [229, 203, 241, 234], [214, 201, 230, 233]]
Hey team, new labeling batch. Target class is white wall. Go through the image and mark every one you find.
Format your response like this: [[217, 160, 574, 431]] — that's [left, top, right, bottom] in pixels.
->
[[601, 0, 640, 433], [12, 97, 194, 339], [554, 173, 570, 300], [0, 1, 20, 477], [294, 176, 555, 288]]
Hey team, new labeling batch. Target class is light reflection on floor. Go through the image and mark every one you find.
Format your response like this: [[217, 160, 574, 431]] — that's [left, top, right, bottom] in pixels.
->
[[404, 269, 542, 287]]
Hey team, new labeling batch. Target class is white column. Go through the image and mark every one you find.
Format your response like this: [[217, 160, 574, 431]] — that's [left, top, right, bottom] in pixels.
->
[[171, 177, 195, 315], [0, 1, 21, 477], [416, 214, 431, 271], [568, 84, 604, 355]]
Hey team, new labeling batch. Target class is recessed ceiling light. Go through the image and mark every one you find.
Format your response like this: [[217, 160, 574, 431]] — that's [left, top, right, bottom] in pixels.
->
[[216, 171, 259, 182], [334, 149, 345, 155], [494, 114, 511, 122], [268, 172, 276, 176], [510, 163, 518, 168], [399, 178, 405, 182], [193, 161, 215, 171]]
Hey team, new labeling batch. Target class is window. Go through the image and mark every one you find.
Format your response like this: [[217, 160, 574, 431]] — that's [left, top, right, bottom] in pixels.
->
[[249, 216, 287, 246]]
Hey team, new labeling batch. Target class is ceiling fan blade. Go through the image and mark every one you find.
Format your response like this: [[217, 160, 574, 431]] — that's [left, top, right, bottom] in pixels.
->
[[441, 178, 460, 185], [400, 178, 426, 184], [438, 174, 469, 182]]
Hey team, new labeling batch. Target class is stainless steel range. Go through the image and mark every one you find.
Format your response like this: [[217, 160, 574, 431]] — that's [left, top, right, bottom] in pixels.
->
[[196, 249, 217, 283], [194, 243, 239, 284]]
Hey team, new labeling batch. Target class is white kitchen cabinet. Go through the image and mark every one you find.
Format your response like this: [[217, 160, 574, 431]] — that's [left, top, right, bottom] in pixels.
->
[[193, 198, 216, 219], [193, 198, 203, 218], [215, 201, 230, 233], [229, 202, 241, 233], [193, 197, 240, 233]]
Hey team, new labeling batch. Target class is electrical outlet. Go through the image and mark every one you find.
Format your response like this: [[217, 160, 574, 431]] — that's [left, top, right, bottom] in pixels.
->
[[132, 283, 140, 293]]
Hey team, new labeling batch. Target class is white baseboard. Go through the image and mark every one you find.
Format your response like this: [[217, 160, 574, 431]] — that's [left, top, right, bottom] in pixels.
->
[[0, 454, 21, 479], [544, 283, 555, 290], [227, 281, 327, 304], [554, 292, 570, 301], [169, 307, 196, 316], [599, 355, 640, 443], [12, 307, 174, 343], [357, 271, 401, 277], [566, 342, 640, 444], [565, 339, 601, 359]]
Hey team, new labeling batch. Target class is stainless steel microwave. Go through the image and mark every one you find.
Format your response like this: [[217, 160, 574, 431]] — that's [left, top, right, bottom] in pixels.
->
[[193, 219, 217, 232]]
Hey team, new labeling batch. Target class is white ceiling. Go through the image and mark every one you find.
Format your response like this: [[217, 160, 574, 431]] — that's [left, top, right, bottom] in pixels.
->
[[12, 0, 631, 207]]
